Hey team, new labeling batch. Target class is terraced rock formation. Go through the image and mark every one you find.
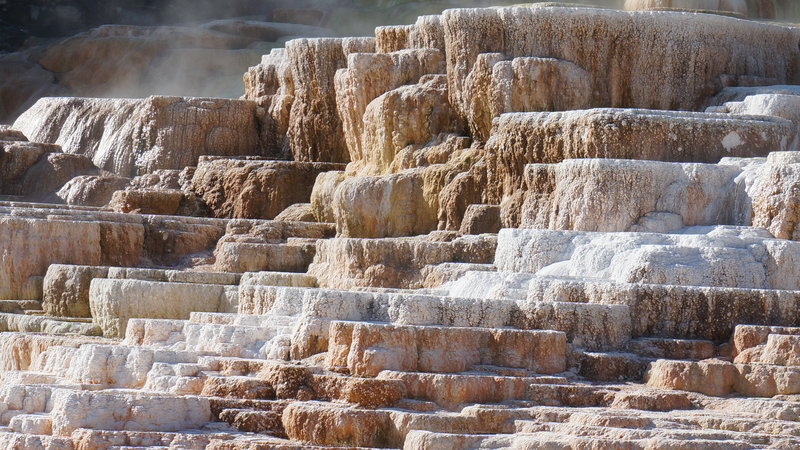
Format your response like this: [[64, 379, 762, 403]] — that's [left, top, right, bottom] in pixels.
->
[[1, 2, 800, 449]]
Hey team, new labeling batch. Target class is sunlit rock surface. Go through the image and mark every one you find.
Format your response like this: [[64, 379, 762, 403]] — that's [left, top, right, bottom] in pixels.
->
[[1, 2, 800, 449], [13, 96, 264, 177]]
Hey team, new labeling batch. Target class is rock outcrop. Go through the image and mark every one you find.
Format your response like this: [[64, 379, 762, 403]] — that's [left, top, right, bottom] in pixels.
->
[[285, 38, 375, 163], [494, 226, 800, 290], [357, 74, 465, 175], [308, 232, 497, 289], [243, 48, 294, 158], [190, 157, 345, 220], [89, 278, 235, 337], [485, 109, 793, 210], [750, 158, 800, 240], [0, 215, 141, 300], [335, 48, 446, 171], [0, 132, 107, 202], [13, 96, 263, 177], [55, 175, 131, 206], [443, 7, 800, 140], [2, 3, 800, 449], [517, 152, 800, 236]]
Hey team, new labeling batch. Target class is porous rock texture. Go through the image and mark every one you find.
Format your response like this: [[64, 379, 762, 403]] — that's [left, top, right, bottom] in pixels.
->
[[518, 153, 800, 233], [55, 175, 131, 207], [2, 3, 800, 449], [241, 4, 800, 237], [443, 6, 800, 140], [285, 37, 376, 163], [190, 157, 345, 220], [13, 96, 263, 177], [486, 109, 794, 215], [334, 49, 447, 173], [0, 132, 105, 202], [308, 232, 497, 289], [0, 215, 140, 300]]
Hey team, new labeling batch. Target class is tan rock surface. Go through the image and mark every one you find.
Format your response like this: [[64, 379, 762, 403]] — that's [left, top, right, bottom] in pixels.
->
[[190, 157, 345, 220], [211, 219, 334, 273], [282, 401, 394, 447], [0, 136, 102, 201], [327, 321, 567, 376], [486, 109, 792, 208], [0, 333, 111, 371], [243, 48, 294, 158], [130, 168, 195, 191], [443, 6, 800, 139], [308, 233, 496, 289], [335, 49, 446, 171], [0, 216, 142, 299], [14, 96, 263, 177], [331, 145, 482, 238], [358, 75, 464, 175], [735, 333, 800, 366], [309, 171, 346, 223], [55, 175, 130, 206], [0, 140, 59, 191], [646, 359, 738, 396], [43, 265, 110, 318], [460, 204, 501, 235], [108, 189, 187, 216], [467, 55, 593, 141], [285, 38, 375, 163], [647, 358, 800, 397], [437, 157, 488, 231], [375, 14, 445, 53], [331, 170, 437, 238], [2, 4, 800, 449], [17, 153, 100, 201], [731, 324, 800, 356], [750, 158, 800, 240], [89, 278, 232, 337], [273, 203, 316, 222]]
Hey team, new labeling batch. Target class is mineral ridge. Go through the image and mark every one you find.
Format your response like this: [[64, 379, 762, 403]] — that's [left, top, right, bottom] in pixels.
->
[[0, 1, 799, 449]]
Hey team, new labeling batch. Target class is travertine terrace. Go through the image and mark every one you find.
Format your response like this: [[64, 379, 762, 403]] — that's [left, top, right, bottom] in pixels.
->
[[1, 0, 800, 448]]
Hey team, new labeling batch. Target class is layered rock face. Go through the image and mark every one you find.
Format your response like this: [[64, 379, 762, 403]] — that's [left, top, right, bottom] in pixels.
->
[[190, 157, 345, 219], [285, 38, 376, 163], [518, 152, 800, 233], [13, 96, 264, 177], [485, 109, 794, 212], [334, 48, 446, 171], [2, 3, 800, 450], [279, 6, 800, 238], [443, 7, 800, 140]]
